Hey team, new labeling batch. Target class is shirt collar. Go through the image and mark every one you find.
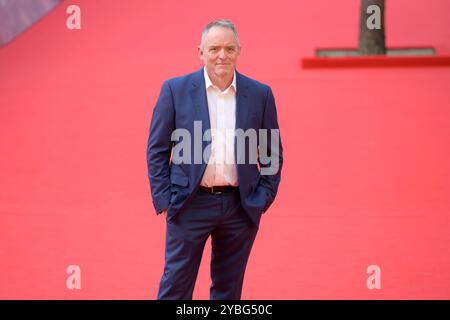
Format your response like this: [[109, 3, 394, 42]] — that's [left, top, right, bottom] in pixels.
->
[[203, 67, 237, 93]]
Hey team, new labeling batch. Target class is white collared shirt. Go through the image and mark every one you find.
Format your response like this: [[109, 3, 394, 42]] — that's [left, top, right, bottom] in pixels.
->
[[200, 67, 238, 187]]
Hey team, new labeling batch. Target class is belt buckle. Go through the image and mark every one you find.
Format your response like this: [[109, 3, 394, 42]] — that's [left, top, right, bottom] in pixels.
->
[[211, 186, 223, 195]]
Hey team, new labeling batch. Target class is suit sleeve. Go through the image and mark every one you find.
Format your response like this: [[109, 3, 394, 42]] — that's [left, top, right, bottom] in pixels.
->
[[146, 81, 175, 214], [259, 86, 283, 213]]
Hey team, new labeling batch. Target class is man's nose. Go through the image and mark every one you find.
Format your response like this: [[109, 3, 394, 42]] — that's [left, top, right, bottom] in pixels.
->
[[218, 48, 226, 58]]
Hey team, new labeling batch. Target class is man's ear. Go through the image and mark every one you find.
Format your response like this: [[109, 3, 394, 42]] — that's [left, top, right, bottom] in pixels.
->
[[198, 45, 203, 60]]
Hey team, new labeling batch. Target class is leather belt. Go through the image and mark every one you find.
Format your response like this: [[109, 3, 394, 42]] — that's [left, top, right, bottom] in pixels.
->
[[199, 186, 239, 194]]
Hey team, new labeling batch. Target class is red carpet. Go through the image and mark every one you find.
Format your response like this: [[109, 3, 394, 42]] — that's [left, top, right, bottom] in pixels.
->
[[1, 0, 450, 299]]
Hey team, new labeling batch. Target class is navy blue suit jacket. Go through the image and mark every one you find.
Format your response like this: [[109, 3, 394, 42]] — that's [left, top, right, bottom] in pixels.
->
[[146, 68, 283, 226]]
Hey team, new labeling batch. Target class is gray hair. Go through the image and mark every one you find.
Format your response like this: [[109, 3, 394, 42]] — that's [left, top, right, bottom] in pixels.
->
[[200, 19, 240, 50]]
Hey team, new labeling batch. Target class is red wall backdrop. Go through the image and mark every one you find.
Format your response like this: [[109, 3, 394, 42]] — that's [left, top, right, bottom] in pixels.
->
[[0, 0, 449, 299]]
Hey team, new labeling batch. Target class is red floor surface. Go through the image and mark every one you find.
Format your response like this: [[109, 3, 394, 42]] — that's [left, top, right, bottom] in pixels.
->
[[1, 0, 450, 299]]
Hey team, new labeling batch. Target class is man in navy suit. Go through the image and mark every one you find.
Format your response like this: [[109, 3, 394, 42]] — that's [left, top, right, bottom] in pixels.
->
[[147, 19, 283, 300]]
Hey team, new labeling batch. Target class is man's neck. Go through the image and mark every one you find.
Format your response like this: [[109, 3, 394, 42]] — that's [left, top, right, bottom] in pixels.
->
[[207, 70, 234, 92]]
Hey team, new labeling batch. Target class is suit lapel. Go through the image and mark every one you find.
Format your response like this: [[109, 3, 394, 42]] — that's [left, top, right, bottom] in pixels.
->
[[235, 70, 250, 130], [190, 68, 211, 167], [235, 71, 250, 167], [190, 68, 211, 133]]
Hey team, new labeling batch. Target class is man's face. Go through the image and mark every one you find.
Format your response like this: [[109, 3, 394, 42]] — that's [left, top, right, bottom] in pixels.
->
[[199, 26, 240, 79]]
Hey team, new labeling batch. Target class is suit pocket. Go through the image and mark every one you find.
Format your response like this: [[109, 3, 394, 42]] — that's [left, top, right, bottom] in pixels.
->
[[170, 167, 189, 187], [168, 166, 190, 215]]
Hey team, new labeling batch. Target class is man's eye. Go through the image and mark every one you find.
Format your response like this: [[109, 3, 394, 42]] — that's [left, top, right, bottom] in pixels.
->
[[210, 48, 217, 52]]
